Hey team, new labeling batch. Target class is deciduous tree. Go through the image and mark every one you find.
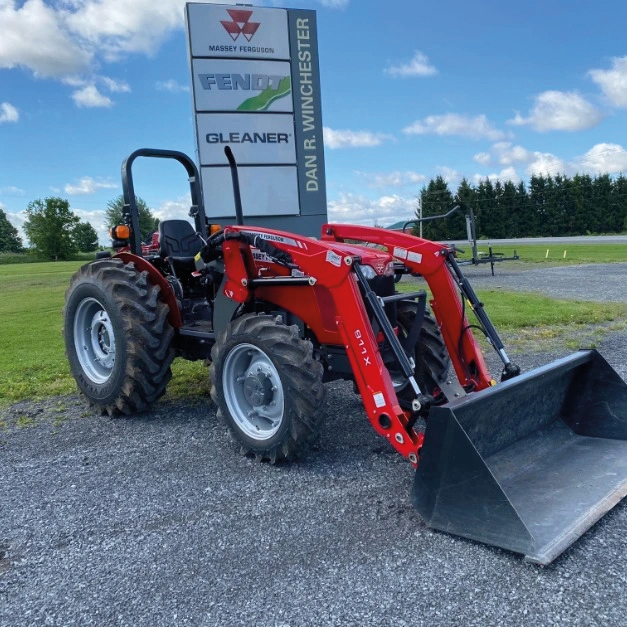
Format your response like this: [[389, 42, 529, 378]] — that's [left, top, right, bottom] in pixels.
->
[[23, 197, 79, 260], [73, 221, 99, 252], [105, 195, 159, 242], [0, 209, 23, 252]]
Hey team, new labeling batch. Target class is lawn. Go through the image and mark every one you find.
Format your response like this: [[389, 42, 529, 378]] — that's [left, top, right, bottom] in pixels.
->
[[0, 253, 625, 406], [457, 243, 627, 264], [0, 261, 210, 407]]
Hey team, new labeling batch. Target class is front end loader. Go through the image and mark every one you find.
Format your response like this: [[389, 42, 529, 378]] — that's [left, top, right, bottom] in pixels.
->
[[63, 148, 627, 564]]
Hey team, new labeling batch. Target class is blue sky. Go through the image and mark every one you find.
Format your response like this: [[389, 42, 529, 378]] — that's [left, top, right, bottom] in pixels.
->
[[1, 0, 627, 244]]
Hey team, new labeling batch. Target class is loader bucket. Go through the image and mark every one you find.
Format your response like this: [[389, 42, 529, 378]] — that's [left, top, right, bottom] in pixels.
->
[[413, 350, 627, 564]]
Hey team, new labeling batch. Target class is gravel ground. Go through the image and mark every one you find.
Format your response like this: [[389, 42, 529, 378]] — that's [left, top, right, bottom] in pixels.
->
[[458, 261, 627, 303], [2, 263, 627, 626]]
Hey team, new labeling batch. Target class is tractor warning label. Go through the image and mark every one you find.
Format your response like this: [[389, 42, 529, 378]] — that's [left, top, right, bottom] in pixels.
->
[[326, 250, 341, 267]]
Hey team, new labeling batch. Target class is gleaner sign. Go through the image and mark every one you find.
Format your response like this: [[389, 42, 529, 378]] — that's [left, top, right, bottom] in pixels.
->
[[185, 2, 327, 235]]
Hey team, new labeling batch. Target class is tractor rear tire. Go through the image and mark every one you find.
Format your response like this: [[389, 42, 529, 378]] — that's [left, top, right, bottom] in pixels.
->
[[210, 313, 325, 463], [63, 258, 175, 415], [396, 303, 450, 399]]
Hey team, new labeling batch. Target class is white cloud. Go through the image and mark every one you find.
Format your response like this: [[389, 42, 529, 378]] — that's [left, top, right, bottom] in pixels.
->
[[0, 0, 92, 77], [0, 102, 19, 123], [525, 152, 566, 177], [324, 127, 393, 149], [319, 0, 349, 7], [491, 142, 531, 166], [578, 143, 627, 174], [64, 0, 189, 60], [327, 192, 416, 225], [100, 76, 130, 93], [156, 79, 190, 93], [358, 170, 426, 189], [473, 152, 491, 166], [473, 167, 520, 185], [475, 142, 565, 178], [72, 85, 114, 108], [436, 167, 461, 187], [0, 185, 24, 195], [0, 0, 220, 82], [64, 177, 118, 195], [403, 114, 507, 141], [508, 90, 603, 132], [589, 56, 627, 108], [152, 197, 191, 222], [385, 51, 437, 78]]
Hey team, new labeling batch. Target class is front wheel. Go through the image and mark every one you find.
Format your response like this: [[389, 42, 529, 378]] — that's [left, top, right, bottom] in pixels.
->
[[63, 259, 175, 415], [394, 304, 450, 402], [210, 314, 325, 462]]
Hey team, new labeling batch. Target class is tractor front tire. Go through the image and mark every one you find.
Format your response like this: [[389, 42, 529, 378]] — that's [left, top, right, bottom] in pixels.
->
[[397, 303, 450, 399], [210, 313, 325, 463], [64, 258, 175, 415]]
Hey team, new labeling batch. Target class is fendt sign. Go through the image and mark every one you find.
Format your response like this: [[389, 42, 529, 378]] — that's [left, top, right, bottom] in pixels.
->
[[186, 3, 327, 234]]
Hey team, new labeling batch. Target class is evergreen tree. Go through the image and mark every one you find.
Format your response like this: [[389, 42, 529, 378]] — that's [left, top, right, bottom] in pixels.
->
[[73, 221, 99, 252], [23, 198, 79, 260], [415, 176, 454, 240], [0, 208, 23, 252], [455, 178, 477, 241], [499, 180, 519, 237], [475, 179, 497, 238], [613, 175, 627, 232], [105, 195, 159, 242], [572, 174, 594, 234], [593, 174, 613, 233]]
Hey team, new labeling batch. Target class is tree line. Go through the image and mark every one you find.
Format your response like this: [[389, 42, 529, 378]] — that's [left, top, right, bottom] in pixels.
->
[[416, 173, 627, 241], [0, 196, 158, 260]]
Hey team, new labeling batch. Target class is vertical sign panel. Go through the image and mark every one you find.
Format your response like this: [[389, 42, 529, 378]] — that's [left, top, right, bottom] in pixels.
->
[[288, 10, 327, 218], [186, 2, 327, 235]]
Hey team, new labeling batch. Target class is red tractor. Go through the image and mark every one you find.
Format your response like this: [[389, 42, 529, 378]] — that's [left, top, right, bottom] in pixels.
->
[[64, 148, 627, 564]]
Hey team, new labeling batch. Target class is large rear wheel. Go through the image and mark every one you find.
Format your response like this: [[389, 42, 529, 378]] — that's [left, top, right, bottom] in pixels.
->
[[64, 258, 175, 415], [210, 313, 325, 462]]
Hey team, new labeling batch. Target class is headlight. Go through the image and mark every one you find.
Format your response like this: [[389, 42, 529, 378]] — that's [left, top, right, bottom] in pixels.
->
[[360, 265, 377, 280]]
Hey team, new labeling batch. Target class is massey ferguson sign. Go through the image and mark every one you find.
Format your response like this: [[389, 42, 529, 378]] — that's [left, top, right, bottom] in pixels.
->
[[187, 5, 291, 61], [185, 2, 327, 234]]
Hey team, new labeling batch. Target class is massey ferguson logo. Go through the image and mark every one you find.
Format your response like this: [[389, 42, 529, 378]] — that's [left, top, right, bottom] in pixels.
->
[[221, 9, 260, 42]]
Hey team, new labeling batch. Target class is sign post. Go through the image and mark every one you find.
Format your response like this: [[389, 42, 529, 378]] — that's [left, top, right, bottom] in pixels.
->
[[186, 3, 327, 235]]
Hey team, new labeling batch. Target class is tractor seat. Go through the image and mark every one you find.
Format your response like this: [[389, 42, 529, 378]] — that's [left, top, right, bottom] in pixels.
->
[[158, 219, 203, 275]]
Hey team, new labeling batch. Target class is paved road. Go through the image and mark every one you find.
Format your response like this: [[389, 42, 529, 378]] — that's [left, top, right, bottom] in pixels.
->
[[2, 264, 627, 626]]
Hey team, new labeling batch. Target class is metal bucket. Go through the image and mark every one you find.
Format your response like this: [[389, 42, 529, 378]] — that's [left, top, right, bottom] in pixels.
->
[[413, 350, 627, 564]]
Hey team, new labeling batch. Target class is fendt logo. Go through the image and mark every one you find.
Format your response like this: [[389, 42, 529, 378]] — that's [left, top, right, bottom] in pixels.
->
[[220, 9, 260, 42]]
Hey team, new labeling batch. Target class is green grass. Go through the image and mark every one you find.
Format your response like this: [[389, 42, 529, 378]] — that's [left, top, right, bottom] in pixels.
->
[[0, 261, 211, 407], [469, 290, 626, 329], [0, 255, 625, 407], [397, 281, 626, 329], [0, 251, 99, 265], [457, 243, 627, 264]]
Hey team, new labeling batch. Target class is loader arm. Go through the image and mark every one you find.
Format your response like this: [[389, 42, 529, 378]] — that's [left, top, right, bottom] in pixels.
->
[[321, 224, 499, 391], [217, 225, 427, 464]]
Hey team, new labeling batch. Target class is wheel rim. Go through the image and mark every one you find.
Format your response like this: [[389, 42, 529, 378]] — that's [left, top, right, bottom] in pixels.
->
[[222, 343, 285, 441], [73, 297, 116, 384]]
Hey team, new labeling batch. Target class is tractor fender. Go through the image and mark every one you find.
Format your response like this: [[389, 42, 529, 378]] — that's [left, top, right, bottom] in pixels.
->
[[114, 252, 182, 328]]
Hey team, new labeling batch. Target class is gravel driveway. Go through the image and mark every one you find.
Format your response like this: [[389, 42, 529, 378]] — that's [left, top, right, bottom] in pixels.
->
[[1, 263, 627, 626], [460, 261, 627, 303]]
